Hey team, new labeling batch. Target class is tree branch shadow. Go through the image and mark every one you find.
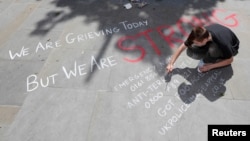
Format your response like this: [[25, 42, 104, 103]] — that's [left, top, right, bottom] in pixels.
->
[[28, 0, 225, 82]]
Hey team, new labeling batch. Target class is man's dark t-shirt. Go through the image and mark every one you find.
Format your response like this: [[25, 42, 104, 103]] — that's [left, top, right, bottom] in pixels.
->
[[185, 24, 240, 59], [206, 24, 239, 58]]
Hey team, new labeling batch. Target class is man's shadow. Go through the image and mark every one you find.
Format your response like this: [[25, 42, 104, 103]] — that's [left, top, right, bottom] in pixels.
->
[[165, 65, 233, 103]]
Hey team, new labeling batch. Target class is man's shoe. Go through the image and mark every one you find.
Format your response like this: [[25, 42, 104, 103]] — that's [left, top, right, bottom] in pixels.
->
[[197, 60, 204, 73]]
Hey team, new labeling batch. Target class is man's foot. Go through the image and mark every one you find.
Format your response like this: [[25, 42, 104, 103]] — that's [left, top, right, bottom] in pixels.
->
[[197, 59, 204, 73]]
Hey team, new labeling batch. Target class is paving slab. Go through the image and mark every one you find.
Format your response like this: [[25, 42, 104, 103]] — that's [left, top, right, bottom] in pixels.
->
[[0, 105, 19, 141], [5, 88, 98, 141], [0, 60, 45, 105]]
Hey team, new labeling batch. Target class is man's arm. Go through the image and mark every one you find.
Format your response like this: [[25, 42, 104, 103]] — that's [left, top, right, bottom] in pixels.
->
[[200, 56, 233, 72], [166, 43, 187, 72]]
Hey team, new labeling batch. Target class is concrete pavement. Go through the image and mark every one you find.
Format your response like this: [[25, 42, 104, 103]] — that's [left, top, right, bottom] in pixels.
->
[[0, 0, 250, 141]]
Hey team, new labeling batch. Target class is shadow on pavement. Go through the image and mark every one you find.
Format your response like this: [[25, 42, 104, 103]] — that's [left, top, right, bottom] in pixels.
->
[[165, 65, 234, 103], [29, 0, 225, 82]]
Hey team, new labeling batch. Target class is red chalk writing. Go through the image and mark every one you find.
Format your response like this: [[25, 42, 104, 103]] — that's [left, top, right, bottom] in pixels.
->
[[212, 9, 239, 27], [117, 29, 161, 63], [117, 9, 239, 63]]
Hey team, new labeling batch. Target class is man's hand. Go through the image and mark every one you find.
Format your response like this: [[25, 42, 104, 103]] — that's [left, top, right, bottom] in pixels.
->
[[199, 64, 213, 72], [166, 63, 174, 73], [199, 57, 233, 72]]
